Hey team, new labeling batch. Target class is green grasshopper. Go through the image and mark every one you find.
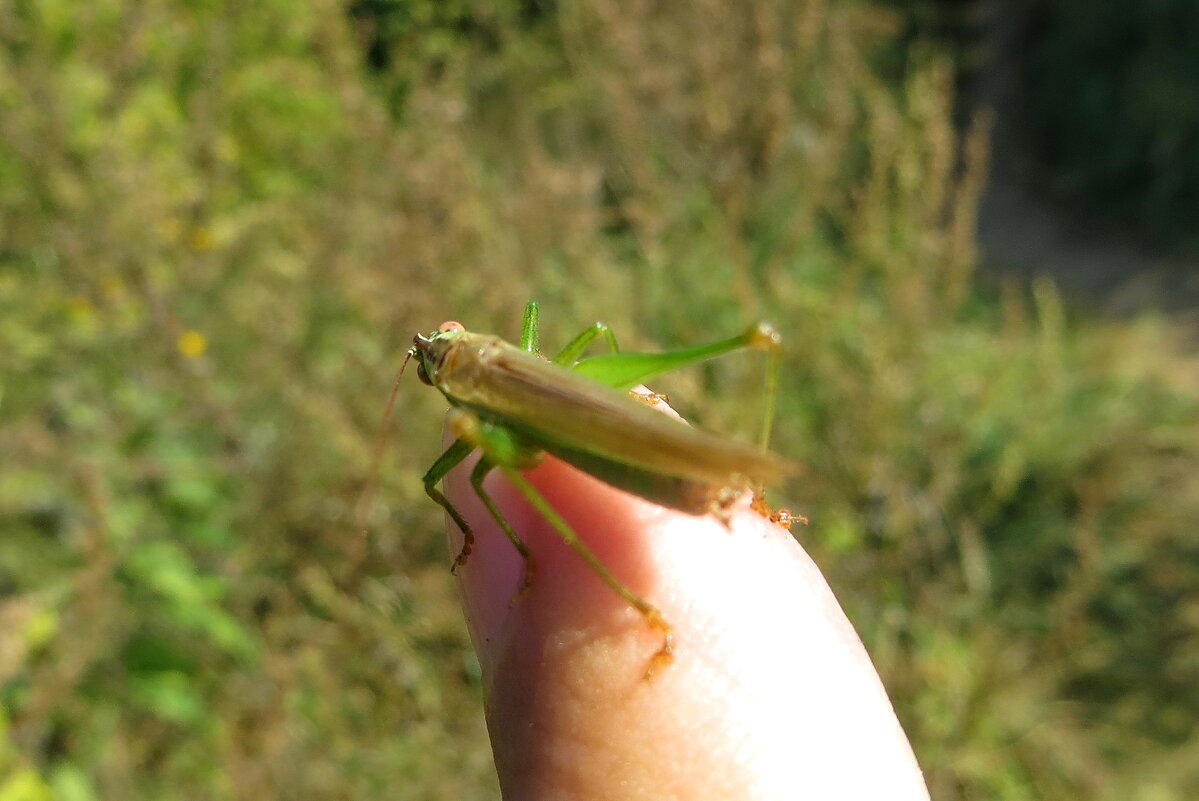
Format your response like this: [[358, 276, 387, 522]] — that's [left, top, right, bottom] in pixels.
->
[[379, 302, 798, 674]]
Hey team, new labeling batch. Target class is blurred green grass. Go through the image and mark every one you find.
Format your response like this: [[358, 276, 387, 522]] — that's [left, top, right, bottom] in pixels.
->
[[1, 1, 1197, 799]]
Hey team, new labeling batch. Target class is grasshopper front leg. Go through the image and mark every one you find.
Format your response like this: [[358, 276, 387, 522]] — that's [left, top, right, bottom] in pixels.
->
[[422, 438, 478, 571], [424, 420, 540, 602]]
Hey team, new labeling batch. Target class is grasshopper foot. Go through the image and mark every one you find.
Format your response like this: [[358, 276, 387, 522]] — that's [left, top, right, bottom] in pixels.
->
[[640, 606, 675, 680], [450, 532, 475, 574], [750, 489, 806, 530], [507, 554, 538, 607], [630, 390, 671, 408], [770, 508, 807, 528]]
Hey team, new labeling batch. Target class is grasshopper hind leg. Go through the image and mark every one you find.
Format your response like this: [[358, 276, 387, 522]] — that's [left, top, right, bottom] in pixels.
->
[[551, 321, 620, 365]]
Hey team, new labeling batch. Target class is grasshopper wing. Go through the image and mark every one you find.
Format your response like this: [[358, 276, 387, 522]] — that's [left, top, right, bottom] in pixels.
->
[[434, 334, 797, 488]]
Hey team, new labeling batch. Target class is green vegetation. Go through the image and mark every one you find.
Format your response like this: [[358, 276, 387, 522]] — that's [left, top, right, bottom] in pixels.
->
[[1, 1, 1196, 799]]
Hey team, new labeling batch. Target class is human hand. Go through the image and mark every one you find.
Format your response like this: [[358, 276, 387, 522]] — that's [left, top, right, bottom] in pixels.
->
[[443, 429, 930, 801]]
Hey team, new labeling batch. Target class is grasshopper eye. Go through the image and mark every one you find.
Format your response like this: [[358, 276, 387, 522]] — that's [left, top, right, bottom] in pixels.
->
[[438, 320, 464, 334], [416, 360, 432, 386]]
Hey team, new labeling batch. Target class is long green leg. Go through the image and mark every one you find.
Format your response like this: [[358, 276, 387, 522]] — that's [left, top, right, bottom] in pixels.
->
[[552, 322, 620, 365], [520, 301, 540, 353], [422, 438, 478, 571], [448, 407, 673, 676], [571, 320, 789, 526], [469, 458, 537, 601], [499, 464, 675, 678], [571, 322, 783, 450], [756, 327, 782, 451], [520, 300, 621, 364]]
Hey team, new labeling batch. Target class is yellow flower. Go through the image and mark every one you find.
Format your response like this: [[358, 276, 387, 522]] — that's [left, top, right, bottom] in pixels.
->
[[177, 330, 207, 358], [188, 227, 216, 251]]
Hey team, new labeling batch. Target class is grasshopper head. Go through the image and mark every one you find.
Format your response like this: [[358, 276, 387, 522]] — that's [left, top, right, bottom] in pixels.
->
[[412, 321, 466, 387]]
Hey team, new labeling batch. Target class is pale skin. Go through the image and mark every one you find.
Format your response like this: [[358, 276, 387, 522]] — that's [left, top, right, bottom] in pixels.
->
[[440, 402, 931, 801]]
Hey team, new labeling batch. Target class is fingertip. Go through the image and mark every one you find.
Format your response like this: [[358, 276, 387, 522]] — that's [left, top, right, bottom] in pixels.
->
[[437, 426, 927, 800]]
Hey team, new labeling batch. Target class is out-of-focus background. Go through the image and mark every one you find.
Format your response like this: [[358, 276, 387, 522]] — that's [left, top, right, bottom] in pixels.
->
[[2, 0, 1197, 798]]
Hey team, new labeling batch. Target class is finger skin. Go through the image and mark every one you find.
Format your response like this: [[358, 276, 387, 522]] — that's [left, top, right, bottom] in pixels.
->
[[443, 440, 930, 801]]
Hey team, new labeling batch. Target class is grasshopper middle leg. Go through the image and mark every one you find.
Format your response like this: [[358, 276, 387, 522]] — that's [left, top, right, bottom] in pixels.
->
[[469, 458, 537, 602], [449, 407, 674, 677], [499, 465, 675, 678]]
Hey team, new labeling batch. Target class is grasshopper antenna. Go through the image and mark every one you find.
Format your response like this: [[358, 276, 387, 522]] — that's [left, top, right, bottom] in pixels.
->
[[354, 345, 417, 535]]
